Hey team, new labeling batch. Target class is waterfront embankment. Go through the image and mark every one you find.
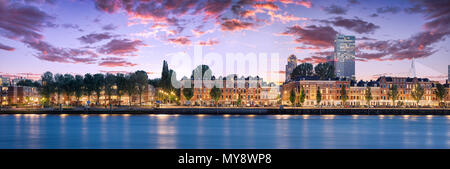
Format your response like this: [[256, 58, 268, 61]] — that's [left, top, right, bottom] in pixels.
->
[[0, 107, 449, 115]]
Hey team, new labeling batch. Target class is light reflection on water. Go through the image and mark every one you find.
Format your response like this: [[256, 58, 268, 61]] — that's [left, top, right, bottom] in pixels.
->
[[0, 114, 449, 149]]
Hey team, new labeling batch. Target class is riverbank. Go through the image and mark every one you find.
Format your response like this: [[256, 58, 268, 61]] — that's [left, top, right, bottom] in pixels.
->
[[0, 107, 449, 115]]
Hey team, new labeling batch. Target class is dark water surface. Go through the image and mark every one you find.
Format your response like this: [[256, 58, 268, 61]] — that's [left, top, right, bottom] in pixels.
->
[[0, 114, 449, 149]]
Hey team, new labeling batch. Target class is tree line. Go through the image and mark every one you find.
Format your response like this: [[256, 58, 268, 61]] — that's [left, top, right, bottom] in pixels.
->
[[291, 62, 335, 80], [37, 70, 148, 106]]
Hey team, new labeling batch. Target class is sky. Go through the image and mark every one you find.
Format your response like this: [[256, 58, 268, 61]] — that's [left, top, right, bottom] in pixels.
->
[[0, 0, 449, 83]]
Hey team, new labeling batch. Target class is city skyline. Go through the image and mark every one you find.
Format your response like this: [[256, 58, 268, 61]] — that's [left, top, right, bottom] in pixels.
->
[[0, 0, 449, 83]]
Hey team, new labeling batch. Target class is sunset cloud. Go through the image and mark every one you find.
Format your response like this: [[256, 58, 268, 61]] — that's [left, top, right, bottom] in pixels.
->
[[281, 25, 337, 48], [220, 19, 255, 31], [99, 57, 137, 67], [168, 36, 192, 46], [320, 17, 380, 34], [98, 39, 147, 56], [0, 42, 14, 51], [25, 40, 98, 64], [78, 32, 114, 44]]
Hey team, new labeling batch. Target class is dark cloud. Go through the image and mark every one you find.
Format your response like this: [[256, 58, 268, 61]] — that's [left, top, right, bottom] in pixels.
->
[[99, 57, 137, 67], [323, 5, 347, 15], [93, 0, 232, 33], [168, 36, 191, 46], [0, 42, 14, 51], [98, 39, 146, 56], [281, 25, 337, 48], [61, 23, 83, 32], [102, 24, 117, 31], [0, 0, 54, 42], [321, 17, 380, 34], [356, 0, 450, 62], [220, 19, 255, 31], [78, 32, 114, 44], [376, 6, 401, 14], [369, 13, 378, 17], [24, 40, 98, 64]]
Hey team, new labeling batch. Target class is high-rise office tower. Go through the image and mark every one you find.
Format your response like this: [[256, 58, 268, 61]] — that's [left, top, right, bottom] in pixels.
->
[[334, 34, 355, 80], [285, 54, 297, 82]]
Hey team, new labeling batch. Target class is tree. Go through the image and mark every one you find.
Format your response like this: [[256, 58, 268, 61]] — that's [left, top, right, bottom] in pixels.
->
[[388, 84, 398, 107], [237, 94, 242, 106], [159, 60, 172, 90], [434, 83, 447, 107], [83, 73, 95, 104], [365, 87, 373, 107], [210, 86, 222, 106], [62, 74, 75, 105], [125, 73, 137, 106], [148, 78, 160, 88], [289, 89, 296, 106], [54, 74, 64, 105], [104, 73, 116, 105], [93, 73, 105, 105], [73, 75, 84, 106], [314, 63, 335, 80], [298, 86, 306, 106], [17, 79, 40, 87], [291, 63, 313, 80], [39, 72, 55, 106], [182, 87, 194, 105], [116, 73, 127, 106], [340, 85, 348, 106], [411, 84, 424, 106], [135, 71, 148, 106], [316, 87, 322, 106]]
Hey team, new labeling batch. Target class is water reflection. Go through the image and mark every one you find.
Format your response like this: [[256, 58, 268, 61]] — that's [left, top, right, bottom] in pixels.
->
[[1, 114, 449, 149]]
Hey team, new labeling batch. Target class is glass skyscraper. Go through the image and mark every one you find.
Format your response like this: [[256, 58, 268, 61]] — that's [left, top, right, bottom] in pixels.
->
[[333, 34, 355, 80], [285, 54, 297, 82]]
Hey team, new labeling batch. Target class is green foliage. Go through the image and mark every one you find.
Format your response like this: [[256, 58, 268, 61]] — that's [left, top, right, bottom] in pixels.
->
[[191, 65, 212, 80], [54, 73, 64, 104], [340, 85, 348, 106], [93, 73, 105, 105], [289, 89, 296, 106], [316, 87, 322, 105], [365, 87, 373, 106], [39, 72, 55, 105], [182, 87, 194, 102], [104, 73, 116, 105], [83, 73, 95, 102], [291, 63, 313, 80], [135, 70, 149, 106], [411, 84, 424, 105], [16, 79, 41, 87], [115, 73, 127, 105], [388, 85, 399, 106], [62, 74, 75, 103], [210, 86, 222, 104], [73, 75, 84, 105], [314, 63, 335, 80], [125, 73, 137, 106], [298, 86, 306, 106], [237, 94, 242, 106], [434, 83, 447, 105]]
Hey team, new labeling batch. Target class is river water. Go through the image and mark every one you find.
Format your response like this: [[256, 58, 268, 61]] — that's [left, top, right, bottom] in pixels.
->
[[0, 114, 449, 149]]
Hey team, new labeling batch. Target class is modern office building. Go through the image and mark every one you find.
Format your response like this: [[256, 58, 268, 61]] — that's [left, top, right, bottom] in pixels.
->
[[285, 54, 297, 82], [333, 34, 355, 80]]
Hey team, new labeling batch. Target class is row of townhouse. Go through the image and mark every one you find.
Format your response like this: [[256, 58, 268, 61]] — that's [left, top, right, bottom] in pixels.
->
[[0, 86, 40, 106], [281, 76, 450, 107], [179, 75, 280, 106]]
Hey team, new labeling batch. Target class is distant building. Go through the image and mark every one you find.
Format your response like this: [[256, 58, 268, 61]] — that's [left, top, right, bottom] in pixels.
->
[[6, 86, 40, 105], [448, 65, 449, 83], [285, 54, 297, 82], [334, 34, 355, 80]]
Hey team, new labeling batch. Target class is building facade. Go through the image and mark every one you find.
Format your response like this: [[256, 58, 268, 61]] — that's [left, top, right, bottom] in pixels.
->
[[180, 76, 280, 106], [285, 55, 297, 82], [281, 76, 449, 107], [334, 34, 355, 80]]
